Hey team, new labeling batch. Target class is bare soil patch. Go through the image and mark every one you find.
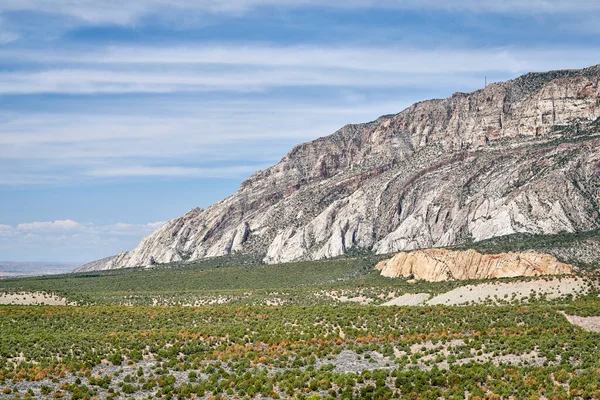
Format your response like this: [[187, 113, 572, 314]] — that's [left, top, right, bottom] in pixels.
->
[[426, 277, 588, 306], [562, 312, 600, 332], [381, 293, 430, 306], [0, 291, 70, 305]]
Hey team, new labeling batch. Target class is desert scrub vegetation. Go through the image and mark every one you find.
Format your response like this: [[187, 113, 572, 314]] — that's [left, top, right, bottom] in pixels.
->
[[0, 303, 600, 398]]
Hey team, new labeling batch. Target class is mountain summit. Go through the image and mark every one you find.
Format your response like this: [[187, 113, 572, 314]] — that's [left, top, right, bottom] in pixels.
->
[[78, 65, 600, 272]]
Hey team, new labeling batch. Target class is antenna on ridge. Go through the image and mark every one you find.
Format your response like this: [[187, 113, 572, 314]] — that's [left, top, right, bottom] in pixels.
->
[[485, 76, 487, 87]]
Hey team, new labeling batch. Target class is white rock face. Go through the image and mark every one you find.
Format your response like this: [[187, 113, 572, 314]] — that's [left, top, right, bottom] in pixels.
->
[[85, 65, 600, 270], [375, 249, 575, 282]]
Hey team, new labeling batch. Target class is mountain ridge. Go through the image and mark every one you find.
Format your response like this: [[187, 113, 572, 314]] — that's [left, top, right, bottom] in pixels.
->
[[77, 64, 600, 272]]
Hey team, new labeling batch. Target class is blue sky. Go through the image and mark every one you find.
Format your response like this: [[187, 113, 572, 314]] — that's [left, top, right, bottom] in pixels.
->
[[1, 0, 599, 263]]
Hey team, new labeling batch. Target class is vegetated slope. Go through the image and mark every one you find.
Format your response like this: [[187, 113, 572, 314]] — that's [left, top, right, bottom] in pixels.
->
[[6, 254, 396, 305], [82, 65, 600, 271], [457, 228, 600, 270], [4, 243, 598, 307], [375, 248, 575, 282]]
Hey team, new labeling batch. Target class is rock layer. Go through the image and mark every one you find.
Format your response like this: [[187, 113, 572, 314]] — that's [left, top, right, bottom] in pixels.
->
[[85, 65, 600, 270], [375, 249, 575, 282]]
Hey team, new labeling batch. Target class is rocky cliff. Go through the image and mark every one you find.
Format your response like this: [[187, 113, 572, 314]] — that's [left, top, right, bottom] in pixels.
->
[[375, 249, 575, 282], [74, 252, 129, 273], [86, 64, 600, 270]]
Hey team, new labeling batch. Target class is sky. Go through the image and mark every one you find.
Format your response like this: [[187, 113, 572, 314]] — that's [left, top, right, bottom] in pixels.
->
[[1, 0, 599, 263]]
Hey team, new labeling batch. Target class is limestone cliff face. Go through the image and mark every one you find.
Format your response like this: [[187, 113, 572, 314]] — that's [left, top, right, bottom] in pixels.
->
[[375, 249, 575, 282], [87, 65, 600, 270]]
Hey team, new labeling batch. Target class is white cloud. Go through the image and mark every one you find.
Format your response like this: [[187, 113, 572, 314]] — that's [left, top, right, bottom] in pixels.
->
[[0, 220, 169, 262], [0, 66, 480, 95], [0, 45, 598, 95], [0, 224, 16, 237], [30, 45, 587, 73], [93, 221, 167, 236], [86, 165, 270, 178], [0, 0, 598, 26], [12, 220, 166, 235], [17, 220, 82, 232], [0, 173, 69, 186]]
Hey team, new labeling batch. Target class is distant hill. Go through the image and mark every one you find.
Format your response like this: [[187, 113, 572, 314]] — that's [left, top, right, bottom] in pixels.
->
[[0, 262, 80, 278]]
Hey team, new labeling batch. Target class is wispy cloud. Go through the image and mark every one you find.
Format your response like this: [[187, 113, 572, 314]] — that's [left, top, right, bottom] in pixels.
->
[[1, 0, 598, 26], [86, 165, 269, 178], [1, 42, 598, 186], [0, 68, 481, 95], [1, 45, 599, 95], [4, 219, 166, 240], [18, 44, 597, 73], [0, 45, 552, 71], [0, 98, 413, 185]]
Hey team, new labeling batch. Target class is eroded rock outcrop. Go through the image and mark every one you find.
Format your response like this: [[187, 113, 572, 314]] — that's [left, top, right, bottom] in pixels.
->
[[84, 65, 600, 270], [375, 249, 576, 282]]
